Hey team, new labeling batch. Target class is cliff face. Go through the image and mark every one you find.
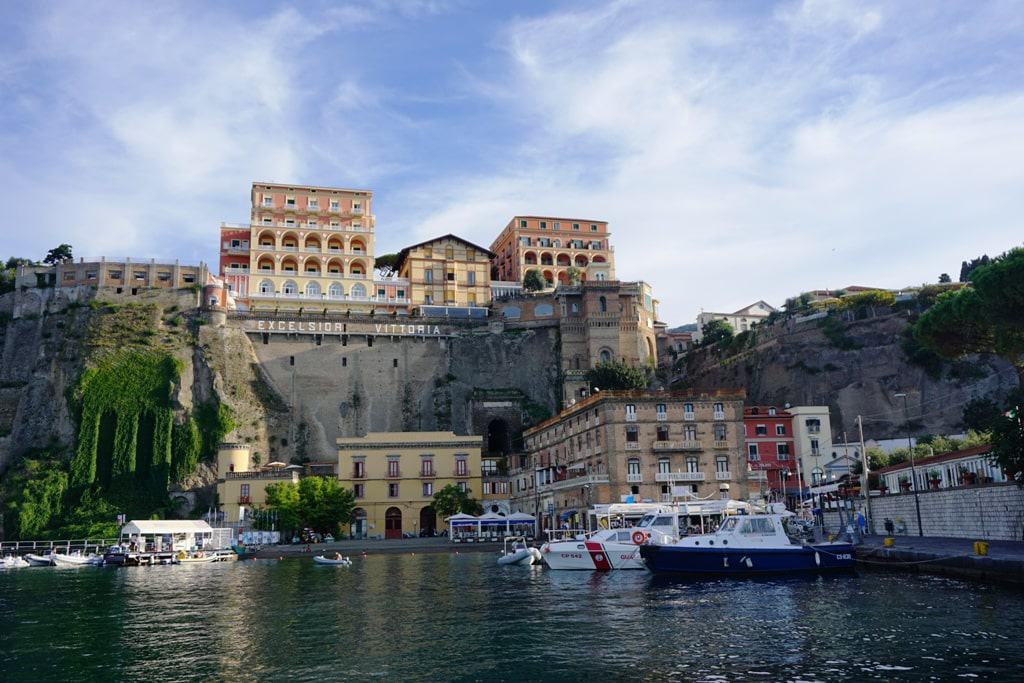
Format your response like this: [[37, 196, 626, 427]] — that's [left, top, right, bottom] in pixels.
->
[[678, 311, 1018, 440]]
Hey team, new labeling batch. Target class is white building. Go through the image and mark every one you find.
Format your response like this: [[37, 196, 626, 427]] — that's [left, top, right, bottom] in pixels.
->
[[789, 406, 834, 487], [694, 300, 776, 341]]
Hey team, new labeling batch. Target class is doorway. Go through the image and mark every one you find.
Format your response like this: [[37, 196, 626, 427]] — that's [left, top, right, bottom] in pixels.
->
[[385, 507, 403, 540]]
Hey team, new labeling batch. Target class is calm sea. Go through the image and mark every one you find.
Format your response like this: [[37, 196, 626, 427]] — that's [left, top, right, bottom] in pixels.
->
[[2, 552, 1022, 681]]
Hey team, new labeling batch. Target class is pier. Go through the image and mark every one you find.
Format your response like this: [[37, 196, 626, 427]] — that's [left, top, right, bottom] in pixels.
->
[[0, 538, 114, 557], [856, 535, 1024, 585]]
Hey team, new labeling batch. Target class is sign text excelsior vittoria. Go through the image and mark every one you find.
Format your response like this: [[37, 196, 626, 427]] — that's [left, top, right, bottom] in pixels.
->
[[247, 319, 445, 336]]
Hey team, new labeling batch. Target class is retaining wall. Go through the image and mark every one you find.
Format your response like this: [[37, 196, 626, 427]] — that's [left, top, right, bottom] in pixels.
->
[[860, 484, 1024, 541]]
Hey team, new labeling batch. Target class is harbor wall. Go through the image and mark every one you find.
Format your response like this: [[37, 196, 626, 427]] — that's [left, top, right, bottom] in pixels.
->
[[858, 483, 1024, 541]]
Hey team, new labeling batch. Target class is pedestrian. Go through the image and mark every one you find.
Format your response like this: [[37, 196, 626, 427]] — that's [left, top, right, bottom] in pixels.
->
[[856, 510, 866, 536]]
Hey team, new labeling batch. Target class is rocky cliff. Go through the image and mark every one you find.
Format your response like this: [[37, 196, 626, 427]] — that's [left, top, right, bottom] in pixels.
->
[[676, 310, 1018, 440]]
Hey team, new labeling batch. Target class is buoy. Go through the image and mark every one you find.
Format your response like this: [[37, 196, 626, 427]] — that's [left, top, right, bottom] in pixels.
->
[[815, 552, 821, 567], [278, 556, 283, 560]]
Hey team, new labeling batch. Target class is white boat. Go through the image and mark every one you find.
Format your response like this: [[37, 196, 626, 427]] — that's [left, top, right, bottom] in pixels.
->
[[1, 555, 31, 569], [25, 553, 55, 567], [313, 554, 352, 566], [497, 537, 542, 566], [541, 528, 648, 570], [51, 551, 104, 567], [176, 549, 238, 564]]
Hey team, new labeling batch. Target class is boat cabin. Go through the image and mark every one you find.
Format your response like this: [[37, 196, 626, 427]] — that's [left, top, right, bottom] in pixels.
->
[[674, 514, 801, 549]]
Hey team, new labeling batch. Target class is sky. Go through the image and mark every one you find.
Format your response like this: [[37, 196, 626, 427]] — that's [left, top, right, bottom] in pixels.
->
[[1, 0, 1023, 325]]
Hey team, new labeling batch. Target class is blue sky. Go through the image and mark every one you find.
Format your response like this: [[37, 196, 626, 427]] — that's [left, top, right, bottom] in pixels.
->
[[2, 0, 1023, 324]]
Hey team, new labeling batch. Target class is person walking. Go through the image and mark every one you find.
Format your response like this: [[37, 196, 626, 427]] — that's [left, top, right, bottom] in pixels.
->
[[856, 510, 867, 536]]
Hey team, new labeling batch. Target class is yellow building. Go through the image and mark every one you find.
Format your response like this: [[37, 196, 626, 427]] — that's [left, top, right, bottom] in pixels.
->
[[395, 234, 493, 308], [216, 444, 300, 523], [337, 431, 483, 539]]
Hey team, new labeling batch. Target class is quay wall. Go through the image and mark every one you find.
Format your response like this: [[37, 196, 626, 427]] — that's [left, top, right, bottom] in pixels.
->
[[844, 484, 1024, 541]]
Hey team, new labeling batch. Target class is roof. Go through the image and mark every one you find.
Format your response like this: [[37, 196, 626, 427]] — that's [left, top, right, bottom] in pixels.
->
[[394, 234, 496, 271], [874, 444, 993, 474], [510, 215, 607, 225], [121, 520, 213, 535], [251, 181, 373, 195]]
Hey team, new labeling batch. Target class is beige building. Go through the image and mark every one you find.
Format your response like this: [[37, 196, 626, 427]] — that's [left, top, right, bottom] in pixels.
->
[[789, 406, 835, 486], [18, 258, 205, 292], [216, 444, 300, 524], [337, 432, 483, 539], [490, 215, 616, 286], [511, 391, 747, 531], [395, 234, 494, 308], [694, 300, 776, 341]]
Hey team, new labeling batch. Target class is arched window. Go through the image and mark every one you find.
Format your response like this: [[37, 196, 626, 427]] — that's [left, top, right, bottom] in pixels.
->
[[259, 279, 274, 294], [599, 296, 607, 312], [599, 349, 611, 363], [350, 283, 366, 298], [305, 281, 321, 297], [282, 280, 297, 295], [328, 283, 343, 298]]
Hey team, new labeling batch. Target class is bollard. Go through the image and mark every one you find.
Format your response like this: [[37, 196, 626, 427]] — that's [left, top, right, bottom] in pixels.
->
[[973, 541, 989, 557], [883, 537, 895, 548]]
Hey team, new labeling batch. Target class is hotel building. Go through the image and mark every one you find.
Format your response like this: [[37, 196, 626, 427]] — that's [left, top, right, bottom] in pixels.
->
[[510, 391, 747, 530], [743, 406, 797, 496], [337, 432, 483, 539], [216, 444, 300, 524], [218, 182, 409, 313], [395, 234, 494, 309], [490, 216, 616, 287], [17, 258, 205, 292]]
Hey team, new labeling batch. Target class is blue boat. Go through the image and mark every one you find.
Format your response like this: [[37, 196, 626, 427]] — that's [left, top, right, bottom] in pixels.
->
[[638, 514, 855, 575]]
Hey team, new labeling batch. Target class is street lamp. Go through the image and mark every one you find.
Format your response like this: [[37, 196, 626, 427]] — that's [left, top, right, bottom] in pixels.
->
[[895, 392, 924, 536]]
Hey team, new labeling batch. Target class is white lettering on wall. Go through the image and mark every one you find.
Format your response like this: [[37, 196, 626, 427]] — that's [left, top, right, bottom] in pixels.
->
[[247, 319, 444, 336]]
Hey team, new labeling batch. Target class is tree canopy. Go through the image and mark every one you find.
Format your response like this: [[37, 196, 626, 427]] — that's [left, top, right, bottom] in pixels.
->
[[585, 360, 652, 391], [264, 477, 355, 535], [374, 253, 400, 277], [523, 269, 545, 292], [565, 266, 582, 285], [700, 319, 734, 347], [432, 483, 482, 519], [43, 244, 73, 265], [938, 273, 952, 283]]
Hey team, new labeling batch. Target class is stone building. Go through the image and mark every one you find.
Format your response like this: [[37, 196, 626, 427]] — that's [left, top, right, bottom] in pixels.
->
[[17, 258, 205, 292], [693, 300, 775, 341], [490, 215, 616, 286], [395, 234, 494, 309], [509, 390, 747, 531], [336, 431, 483, 539]]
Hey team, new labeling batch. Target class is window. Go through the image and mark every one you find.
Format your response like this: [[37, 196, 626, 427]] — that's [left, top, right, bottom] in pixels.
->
[[519, 219, 527, 228], [716, 456, 729, 474], [308, 198, 318, 209], [539, 221, 547, 229], [263, 196, 273, 207], [240, 484, 250, 498], [446, 271, 455, 281], [456, 458, 468, 476], [686, 457, 699, 473], [387, 460, 400, 477], [421, 458, 434, 476], [457, 481, 468, 493], [656, 425, 669, 442], [625, 404, 637, 421], [424, 270, 433, 283], [354, 484, 364, 498], [330, 200, 340, 211], [658, 458, 670, 474], [109, 270, 123, 279], [572, 223, 579, 230], [599, 296, 607, 312], [810, 439, 820, 456], [748, 444, 759, 460], [627, 458, 640, 475], [684, 425, 697, 441], [133, 270, 146, 281], [286, 196, 296, 206], [656, 403, 667, 420], [378, 288, 386, 298], [353, 461, 365, 478], [422, 482, 433, 497], [739, 518, 776, 535], [157, 272, 171, 281], [776, 424, 786, 436], [467, 271, 476, 285], [714, 424, 727, 441], [805, 418, 821, 434], [683, 403, 695, 420], [625, 425, 638, 442], [305, 282, 321, 297], [388, 483, 399, 498], [768, 407, 777, 416], [63, 271, 75, 281], [713, 402, 725, 419], [777, 443, 790, 459], [756, 424, 767, 436]]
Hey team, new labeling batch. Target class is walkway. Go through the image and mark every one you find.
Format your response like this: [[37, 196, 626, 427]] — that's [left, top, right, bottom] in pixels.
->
[[856, 534, 1024, 585]]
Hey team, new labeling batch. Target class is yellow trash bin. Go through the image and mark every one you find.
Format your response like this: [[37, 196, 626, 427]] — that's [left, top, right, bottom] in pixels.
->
[[883, 537, 895, 548], [974, 541, 989, 556]]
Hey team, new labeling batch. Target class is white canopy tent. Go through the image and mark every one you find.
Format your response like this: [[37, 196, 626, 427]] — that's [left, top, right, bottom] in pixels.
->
[[119, 520, 214, 552]]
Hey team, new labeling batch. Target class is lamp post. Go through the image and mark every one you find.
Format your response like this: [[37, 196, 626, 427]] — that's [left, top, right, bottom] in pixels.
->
[[895, 392, 924, 536]]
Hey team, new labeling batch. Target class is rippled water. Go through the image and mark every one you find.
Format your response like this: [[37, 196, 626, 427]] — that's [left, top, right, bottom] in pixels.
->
[[2, 553, 1022, 681]]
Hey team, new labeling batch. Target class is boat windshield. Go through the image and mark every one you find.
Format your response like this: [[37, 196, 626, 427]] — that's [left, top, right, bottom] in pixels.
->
[[719, 517, 739, 533], [637, 514, 657, 528]]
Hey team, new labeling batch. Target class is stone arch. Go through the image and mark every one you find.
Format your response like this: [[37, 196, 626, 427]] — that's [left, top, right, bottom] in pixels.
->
[[281, 280, 298, 295], [524, 251, 538, 265], [305, 281, 321, 297], [349, 259, 367, 277], [557, 271, 569, 285], [349, 238, 367, 254], [257, 230, 276, 247], [350, 282, 367, 298], [540, 252, 553, 266], [599, 348, 612, 363], [556, 253, 571, 266], [592, 254, 607, 263], [326, 257, 343, 274], [303, 256, 322, 274], [542, 270, 554, 286], [280, 256, 298, 273], [304, 234, 321, 251], [599, 296, 607, 312], [280, 231, 300, 249], [256, 255, 275, 272], [574, 254, 588, 267], [327, 236, 343, 253], [646, 336, 656, 361], [328, 282, 344, 298], [533, 303, 553, 317]]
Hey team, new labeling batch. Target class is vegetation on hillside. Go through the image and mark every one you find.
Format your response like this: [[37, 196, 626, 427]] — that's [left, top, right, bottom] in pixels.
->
[[585, 360, 652, 391]]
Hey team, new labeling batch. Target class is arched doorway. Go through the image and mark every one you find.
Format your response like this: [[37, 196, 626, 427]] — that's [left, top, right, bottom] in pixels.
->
[[351, 508, 367, 539], [385, 507, 403, 539], [487, 419, 510, 456], [419, 506, 437, 537]]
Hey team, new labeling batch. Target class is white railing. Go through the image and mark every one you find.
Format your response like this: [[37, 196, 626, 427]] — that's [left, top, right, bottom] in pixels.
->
[[681, 440, 702, 450], [655, 472, 704, 482], [715, 471, 732, 481], [626, 473, 643, 483], [656, 413, 667, 422], [683, 412, 695, 421], [713, 412, 726, 420], [249, 292, 409, 304], [652, 441, 678, 450], [625, 442, 640, 450], [626, 413, 637, 422], [713, 440, 730, 449]]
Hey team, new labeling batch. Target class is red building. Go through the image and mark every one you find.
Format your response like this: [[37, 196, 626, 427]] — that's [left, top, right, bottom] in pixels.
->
[[743, 406, 797, 496]]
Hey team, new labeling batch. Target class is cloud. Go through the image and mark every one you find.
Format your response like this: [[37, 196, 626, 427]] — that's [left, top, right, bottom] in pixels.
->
[[395, 0, 1024, 324]]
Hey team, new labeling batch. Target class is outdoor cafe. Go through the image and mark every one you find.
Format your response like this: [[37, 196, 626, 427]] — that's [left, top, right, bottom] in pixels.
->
[[446, 512, 537, 542]]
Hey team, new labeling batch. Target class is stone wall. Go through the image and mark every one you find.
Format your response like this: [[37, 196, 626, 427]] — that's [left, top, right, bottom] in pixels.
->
[[835, 484, 1024, 541]]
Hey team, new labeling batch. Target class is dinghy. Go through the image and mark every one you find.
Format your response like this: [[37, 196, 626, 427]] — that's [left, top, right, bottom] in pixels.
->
[[2, 555, 31, 569], [313, 554, 353, 566], [51, 552, 103, 567], [25, 553, 55, 567], [497, 537, 542, 566]]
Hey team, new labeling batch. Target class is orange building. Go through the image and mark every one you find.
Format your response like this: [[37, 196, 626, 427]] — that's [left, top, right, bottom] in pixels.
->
[[490, 216, 615, 287]]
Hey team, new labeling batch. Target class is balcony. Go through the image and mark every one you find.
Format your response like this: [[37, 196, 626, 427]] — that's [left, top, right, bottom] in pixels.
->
[[420, 470, 435, 478], [626, 473, 643, 483], [625, 413, 637, 422], [683, 412, 695, 421], [351, 207, 364, 215], [224, 470, 296, 480], [652, 441, 679, 451], [352, 471, 365, 479], [386, 470, 402, 479], [238, 496, 250, 504], [541, 470, 610, 493], [655, 472, 705, 482], [656, 413, 667, 422], [713, 412, 726, 421], [453, 469, 470, 478], [681, 440, 702, 450], [715, 471, 732, 481], [625, 442, 640, 450], [713, 440, 730, 449], [281, 246, 298, 252]]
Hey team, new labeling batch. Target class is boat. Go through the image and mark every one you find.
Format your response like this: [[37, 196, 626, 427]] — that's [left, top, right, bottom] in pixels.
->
[[2, 555, 31, 569], [313, 554, 353, 566], [638, 513, 856, 575], [177, 549, 238, 564], [51, 551, 104, 567], [540, 528, 651, 570], [25, 553, 56, 567], [497, 537, 542, 566]]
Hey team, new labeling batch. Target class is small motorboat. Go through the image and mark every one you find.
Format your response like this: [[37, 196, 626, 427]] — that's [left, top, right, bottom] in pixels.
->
[[51, 551, 104, 567], [25, 553, 56, 567], [639, 513, 856, 576], [178, 549, 238, 563], [497, 537, 542, 566], [2, 555, 31, 569], [313, 554, 353, 566]]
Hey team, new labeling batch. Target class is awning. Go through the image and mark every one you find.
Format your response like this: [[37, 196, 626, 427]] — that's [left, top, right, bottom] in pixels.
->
[[558, 510, 577, 521], [121, 520, 213, 536]]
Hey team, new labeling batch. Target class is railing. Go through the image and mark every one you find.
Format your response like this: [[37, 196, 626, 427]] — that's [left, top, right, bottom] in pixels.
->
[[627, 473, 643, 483], [683, 412, 695, 421], [625, 442, 640, 450], [715, 471, 732, 481], [655, 472, 705, 482], [625, 413, 637, 422], [656, 413, 667, 422], [681, 440, 702, 450], [542, 471, 610, 492], [713, 440, 730, 449], [224, 471, 295, 480], [453, 469, 470, 477], [713, 412, 726, 420], [386, 470, 401, 479], [420, 470, 435, 478], [352, 471, 365, 479], [653, 441, 678, 450], [0, 538, 117, 553], [238, 496, 251, 504]]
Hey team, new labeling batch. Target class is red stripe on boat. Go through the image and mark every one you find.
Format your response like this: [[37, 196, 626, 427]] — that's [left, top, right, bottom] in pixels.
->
[[584, 541, 612, 570]]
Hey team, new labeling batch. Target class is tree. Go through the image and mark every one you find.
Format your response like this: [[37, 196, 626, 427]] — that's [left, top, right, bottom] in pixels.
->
[[265, 481, 301, 534], [523, 269, 545, 292], [989, 389, 1024, 479], [916, 248, 1024, 385], [963, 398, 1002, 433], [959, 254, 991, 282], [297, 476, 355, 535], [374, 253, 400, 277], [938, 273, 952, 283], [432, 484, 482, 519], [700, 319, 733, 347], [585, 360, 652, 391], [43, 244, 73, 265], [865, 446, 889, 471], [565, 266, 582, 285]]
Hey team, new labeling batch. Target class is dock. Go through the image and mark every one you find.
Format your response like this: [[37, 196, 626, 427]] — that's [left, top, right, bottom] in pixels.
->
[[855, 535, 1024, 585]]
